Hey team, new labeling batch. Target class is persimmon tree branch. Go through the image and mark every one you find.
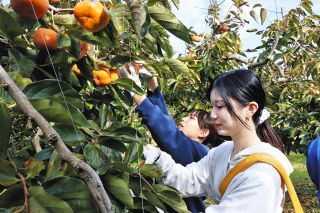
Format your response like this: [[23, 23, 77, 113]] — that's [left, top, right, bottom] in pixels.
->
[[248, 31, 281, 69], [224, 32, 281, 71], [223, 53, 248, 64], [48, 5, 74, 13], [0, 65, 113, 213]]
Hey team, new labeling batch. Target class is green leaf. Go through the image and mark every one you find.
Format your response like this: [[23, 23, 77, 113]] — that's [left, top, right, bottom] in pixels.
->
[[140, 164, 164, 178], [141, 190, 166, 211], [44, 177, 97, 213], [68, 30, 103, 46], [171, 0, 180, 9], [133, 197, 161, 212], [110, 55, 134, 67], [157, 37, 173, 57], [0, 87, 13, 103], [0, 159, 19, 186], [0, 184, 24, 208], [123, 143, 142, 164], [250, 10, 259, 23], [114, 78, 144, 95], [24, 159, 45, 179], [110, 4, 127, 33], [127, 0, 147, 37], [24, 79, 81, 101], [29, 186, 73, 213], [8, 50, 36, 77], [34, 148, 54, 161], [103, 127, 141, 143], [29, 99, 91, 128], [0, 103, 11, 159], [98, 137, 128, 152], [0, 208, 12, 213], [260, 8, 267, 25], [45, 151, 68, 181], [53, 14, 78, 26], [302, 0, 313, 14], [58, 32, 71, 48], [103, 174, 134, 208], [164, 58, 190, 74], [153, 184, 189, 213], [147, 4, 192, 44], [54, 124, 85, 147], [98, 104, 108, 129], [47, 51, 77, 65], [25, 80, 83, 111], [0, 9, 24, 39], [142, 33, 159, 55], [140, 13, 151, 38], [83, 144, 104, 169], [253, 3, 263, 8]]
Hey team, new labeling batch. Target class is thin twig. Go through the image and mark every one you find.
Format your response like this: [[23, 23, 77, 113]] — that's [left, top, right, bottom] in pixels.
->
[[48, 5, 74, 13], [17, 173, 30, 213], [7, 154, 30, 213]]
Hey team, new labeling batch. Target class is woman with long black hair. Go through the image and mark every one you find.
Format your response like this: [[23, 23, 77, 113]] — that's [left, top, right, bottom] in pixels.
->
[[144, 69, 294, 212]]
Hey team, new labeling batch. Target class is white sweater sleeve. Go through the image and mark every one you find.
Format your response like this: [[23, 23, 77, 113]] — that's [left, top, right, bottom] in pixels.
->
[[205, 163, 283, 213], [155, 149, 216, 197]]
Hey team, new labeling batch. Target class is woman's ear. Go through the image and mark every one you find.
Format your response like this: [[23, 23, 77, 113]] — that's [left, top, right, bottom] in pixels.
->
[[199, 129, 210, 141], [247, 102, 258, 116]]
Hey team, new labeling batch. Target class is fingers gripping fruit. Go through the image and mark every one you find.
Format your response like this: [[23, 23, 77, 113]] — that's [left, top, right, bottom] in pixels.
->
[[125, 62, 140, 74]]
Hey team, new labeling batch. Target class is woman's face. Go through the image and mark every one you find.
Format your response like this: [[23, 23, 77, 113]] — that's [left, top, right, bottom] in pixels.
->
[[209, 89, 247, 137], [177, 112, 204, 142]]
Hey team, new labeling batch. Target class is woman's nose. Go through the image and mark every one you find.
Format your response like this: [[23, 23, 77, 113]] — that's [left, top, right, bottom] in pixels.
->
[[210, 110, 217, 119]]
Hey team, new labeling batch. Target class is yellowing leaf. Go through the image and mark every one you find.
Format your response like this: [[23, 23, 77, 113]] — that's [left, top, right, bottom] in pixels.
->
[[260, 8, 267, 25]]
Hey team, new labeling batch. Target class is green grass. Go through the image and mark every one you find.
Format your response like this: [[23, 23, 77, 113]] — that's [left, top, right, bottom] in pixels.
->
[[284, 153, 319, 212]]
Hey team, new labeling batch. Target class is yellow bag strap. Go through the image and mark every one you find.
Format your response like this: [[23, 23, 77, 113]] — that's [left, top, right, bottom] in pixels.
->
[[219, 153, 303, 213]]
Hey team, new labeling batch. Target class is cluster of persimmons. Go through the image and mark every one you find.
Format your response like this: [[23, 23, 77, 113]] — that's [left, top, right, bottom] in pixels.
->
[[10, 0, 123, 86]]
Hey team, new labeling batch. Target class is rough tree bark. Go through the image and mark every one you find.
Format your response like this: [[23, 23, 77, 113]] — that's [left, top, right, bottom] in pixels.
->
[[0, 65, 113, 213]]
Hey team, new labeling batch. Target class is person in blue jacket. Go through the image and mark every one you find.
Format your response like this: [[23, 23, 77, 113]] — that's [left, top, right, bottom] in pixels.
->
[[306, 135, 320, 203], [120, 63, 216, 213]]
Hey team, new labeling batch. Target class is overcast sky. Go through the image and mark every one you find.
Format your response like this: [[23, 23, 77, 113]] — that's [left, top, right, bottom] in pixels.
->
[[2, 0, 319, 56]]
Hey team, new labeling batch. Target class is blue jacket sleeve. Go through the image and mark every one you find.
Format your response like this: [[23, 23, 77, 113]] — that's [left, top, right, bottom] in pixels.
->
[[307, 136, 320, 200], [146, 87, 169, 116], [136, 98, 209, 166]]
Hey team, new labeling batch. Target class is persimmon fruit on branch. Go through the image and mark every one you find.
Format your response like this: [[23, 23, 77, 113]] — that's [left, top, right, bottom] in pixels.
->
[[33, 28, 58, 50], [11, 0, 49, 19], [220, 22, 228, 32], [191, 35, 202, 42], [73, 0, 110, 32]]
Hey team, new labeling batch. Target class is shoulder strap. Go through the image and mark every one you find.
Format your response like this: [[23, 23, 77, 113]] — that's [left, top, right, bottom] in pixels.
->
[[219, 153, 303, 213]]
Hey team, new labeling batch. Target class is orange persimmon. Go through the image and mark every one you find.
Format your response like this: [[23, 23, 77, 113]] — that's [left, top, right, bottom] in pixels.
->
[[73, 0, 110, 32]]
